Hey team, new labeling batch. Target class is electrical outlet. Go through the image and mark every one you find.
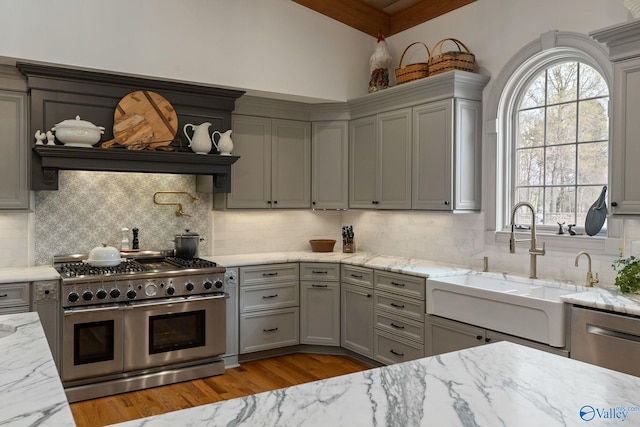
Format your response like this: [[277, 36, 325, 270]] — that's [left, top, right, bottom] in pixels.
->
[[631, 241, 640, 257]]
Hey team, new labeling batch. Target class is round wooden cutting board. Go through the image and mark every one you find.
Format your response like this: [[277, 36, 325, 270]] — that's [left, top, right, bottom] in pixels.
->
[[112, 90, 178, 149]]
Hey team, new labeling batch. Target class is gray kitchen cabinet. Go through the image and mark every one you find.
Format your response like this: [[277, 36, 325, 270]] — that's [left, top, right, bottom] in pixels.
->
[[426, 315, 568, 357], [0, 89, 28, 210], [0, 282, 30, 314], [300, 262, 340, 346], [412, 99, 482, 211], [349, 108, 412, 209], [341, 265, 374, 358], [373, 270, 425, 364], [227, 115, 310, 209], [311, 121, 348, 209], [239, 263, 300, 353]]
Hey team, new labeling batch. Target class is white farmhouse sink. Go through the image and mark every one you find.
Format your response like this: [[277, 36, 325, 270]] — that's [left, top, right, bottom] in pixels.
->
[[427, 273, 583, 347]]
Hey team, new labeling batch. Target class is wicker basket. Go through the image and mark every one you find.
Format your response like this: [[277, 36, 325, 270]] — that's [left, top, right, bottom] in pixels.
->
[[428, 38, 475, 76], [309, 239, 336, 253], [395, 42, 430, 85]]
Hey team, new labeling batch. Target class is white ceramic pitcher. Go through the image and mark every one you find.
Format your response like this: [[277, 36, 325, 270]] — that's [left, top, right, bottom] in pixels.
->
[[212, 130, 233, 155], [183, 122, 212, 154]]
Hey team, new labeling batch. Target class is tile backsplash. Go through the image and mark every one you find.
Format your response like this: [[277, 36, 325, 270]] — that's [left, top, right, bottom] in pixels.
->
[[33, 171, 211, 265]]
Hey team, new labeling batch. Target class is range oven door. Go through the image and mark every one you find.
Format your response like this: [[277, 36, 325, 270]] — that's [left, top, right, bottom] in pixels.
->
[[62, 304, 124, 382], [123, 294, 226, 371]]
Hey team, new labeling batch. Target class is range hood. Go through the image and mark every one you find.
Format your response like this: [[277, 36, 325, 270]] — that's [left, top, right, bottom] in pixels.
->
[[19, 63, 244, 192]]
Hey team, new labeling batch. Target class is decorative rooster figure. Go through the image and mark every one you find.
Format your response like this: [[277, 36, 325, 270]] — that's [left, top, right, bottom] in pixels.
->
[[369, 30, 392, 93]]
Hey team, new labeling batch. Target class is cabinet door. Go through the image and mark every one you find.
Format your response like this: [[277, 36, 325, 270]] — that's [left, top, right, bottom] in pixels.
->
[[454, 99, 482, 210], [227, 115, 272, 208], [0, 91, 28, 210], [311, 121, 348, 209], [349, 116, 377, 208], [300, 281, 340, 346], [412, 100, 453, 210], [271, 119, 311, 209], [341, 282, 374, 357], [425, 315, 485, 356], [378, 108, 412, 209], [610, 58, 640, 214]]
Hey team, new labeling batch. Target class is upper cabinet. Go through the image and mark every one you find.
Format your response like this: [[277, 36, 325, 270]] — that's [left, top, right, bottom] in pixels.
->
[[227, 116, 310, 209], [0, 66, 28, 210], [349, 109, 412, 209], [312, 121, 348, 209], [592, 20, 640, 215]]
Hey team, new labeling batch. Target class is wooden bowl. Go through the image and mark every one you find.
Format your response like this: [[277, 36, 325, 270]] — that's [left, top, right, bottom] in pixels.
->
[[309, 239, 336, 252]]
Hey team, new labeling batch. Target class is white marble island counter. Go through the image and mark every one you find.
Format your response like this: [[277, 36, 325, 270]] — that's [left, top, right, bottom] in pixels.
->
[[0, 312, 74, 426], [113, 341, 640, 427]]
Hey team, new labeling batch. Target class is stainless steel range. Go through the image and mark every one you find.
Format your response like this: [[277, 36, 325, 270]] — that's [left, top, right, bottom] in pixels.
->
[[55, 251, 228, 403]]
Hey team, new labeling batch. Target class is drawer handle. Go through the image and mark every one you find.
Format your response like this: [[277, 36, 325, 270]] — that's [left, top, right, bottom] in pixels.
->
[[312, 284, 328, 288], [351, 274, 363, 279], [391, 281, 405, 287], [312, 270, 328, 274], [263, 327, 279, 332], [390, 323, 405, 330], [390, 303, 405, 309], [262, 272, 279, 277], [0, 294, 7, 298], [390, 349, 405, 357], [367, 294, 372, 298], [262, 294, 278, 299]]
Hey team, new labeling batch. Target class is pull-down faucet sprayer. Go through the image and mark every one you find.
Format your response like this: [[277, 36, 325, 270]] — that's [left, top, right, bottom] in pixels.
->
[[509, 201, 546, 279]]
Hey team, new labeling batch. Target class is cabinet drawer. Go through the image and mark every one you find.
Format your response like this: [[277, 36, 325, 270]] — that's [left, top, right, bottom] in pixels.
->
[[240, 263, 299, 286], [375, 310, 424, 343], [300, 263, 340, 281], [240, 307, 299, 353], [374, 330, 424, 365], [374, 270, 425, 300], [240, 282, 299, 313], [341, 265, 373, 288], [0, 305, 29, 315], [374, 290, 424, 322], [0, 283, 29, 308]]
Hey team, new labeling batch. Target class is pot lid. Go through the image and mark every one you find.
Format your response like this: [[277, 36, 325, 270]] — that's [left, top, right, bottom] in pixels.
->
[[53, 115, 105, 131], [176, 229, 199, 237], [87, 243, 121, 261]]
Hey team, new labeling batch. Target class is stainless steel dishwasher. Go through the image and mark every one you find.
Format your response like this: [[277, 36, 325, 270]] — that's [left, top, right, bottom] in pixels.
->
[[571, 305, 640, 377]]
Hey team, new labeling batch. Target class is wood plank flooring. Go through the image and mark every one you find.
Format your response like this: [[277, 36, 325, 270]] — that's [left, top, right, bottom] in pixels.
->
[[70, 353, 371, 427]]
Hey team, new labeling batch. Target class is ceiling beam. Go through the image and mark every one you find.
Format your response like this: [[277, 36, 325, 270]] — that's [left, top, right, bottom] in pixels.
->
[[389, 0, 476, 35], [292, 0, 390, 37]]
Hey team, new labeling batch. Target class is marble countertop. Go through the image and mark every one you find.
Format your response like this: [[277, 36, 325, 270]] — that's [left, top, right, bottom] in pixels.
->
[[561, 287, 640, 316], [0, 312, 74, 426], [112, 341, 640, 427], [0, 265, 59, 284]]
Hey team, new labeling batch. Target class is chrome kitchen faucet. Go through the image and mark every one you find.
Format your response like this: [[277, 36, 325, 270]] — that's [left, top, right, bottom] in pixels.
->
[[509, 202, 545, 279]]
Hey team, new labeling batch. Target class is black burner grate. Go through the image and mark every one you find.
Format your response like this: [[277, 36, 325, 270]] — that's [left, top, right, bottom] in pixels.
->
[[58, 260, 147, 278], [165, 257, 218, 269]]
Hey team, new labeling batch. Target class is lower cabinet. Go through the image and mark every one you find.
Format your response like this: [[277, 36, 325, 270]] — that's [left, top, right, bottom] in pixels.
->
[[239, 263, 300, 354], [300, 263, 340, 346], [31, 281, 60, 370], [341, 265, 374, 358], [426, 315, 568, 357], [0, 282, 30, 314]]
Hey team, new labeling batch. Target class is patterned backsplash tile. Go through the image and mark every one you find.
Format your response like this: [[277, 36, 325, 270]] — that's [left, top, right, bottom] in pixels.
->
[[34, 171, 211, 265]]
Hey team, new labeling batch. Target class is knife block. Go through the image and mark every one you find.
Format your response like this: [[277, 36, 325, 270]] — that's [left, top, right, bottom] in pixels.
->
[[343, 239, 355, 253]]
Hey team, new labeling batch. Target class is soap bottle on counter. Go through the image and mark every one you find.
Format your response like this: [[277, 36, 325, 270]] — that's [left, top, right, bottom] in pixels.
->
[[120, 227, 130, 251]]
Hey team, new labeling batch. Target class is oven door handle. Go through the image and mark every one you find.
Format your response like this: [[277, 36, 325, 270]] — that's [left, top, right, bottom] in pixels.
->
[[126, 293, 228, 309], [63, 304, 124, 316]]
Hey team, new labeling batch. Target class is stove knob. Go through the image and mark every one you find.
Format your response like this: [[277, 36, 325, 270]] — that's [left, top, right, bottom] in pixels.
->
[[110, 288, 121, 299], [166, 286, 176, 296], [96, 289, 108, 300], [214, 279, 223, 289], [185, 282, 194, 292], [126, 289, 137, 300], [203, 280, 213, 290], [82, 290, 94, 301], [68, 292, 80, 303]]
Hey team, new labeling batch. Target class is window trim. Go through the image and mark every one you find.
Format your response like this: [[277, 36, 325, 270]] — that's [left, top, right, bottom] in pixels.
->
[[485, 30, 621, 254]]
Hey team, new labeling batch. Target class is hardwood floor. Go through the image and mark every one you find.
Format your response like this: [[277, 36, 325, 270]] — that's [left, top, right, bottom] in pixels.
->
[[70, 353, 371, 427]]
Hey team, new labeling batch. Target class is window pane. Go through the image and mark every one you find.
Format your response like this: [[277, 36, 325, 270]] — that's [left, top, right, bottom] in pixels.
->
[[546, 104, 577, 145], [517, 108, 545, 147], [544, 186, 575, 226], [520, 72, 546, 109], [578, 98, 608, 142], [578, 141, 608, 185], [578, 186, 607, 231], [545, 144, 576, 185], [517, 147, 544, 186], [547, 63, 578, 104], [514, 187, 543, 225], [579, 64, 608, 99]]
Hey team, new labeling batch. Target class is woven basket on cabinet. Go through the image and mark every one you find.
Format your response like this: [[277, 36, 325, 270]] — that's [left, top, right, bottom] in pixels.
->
[[395, 42, 430, 85], [428, 38, 475, 75]]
